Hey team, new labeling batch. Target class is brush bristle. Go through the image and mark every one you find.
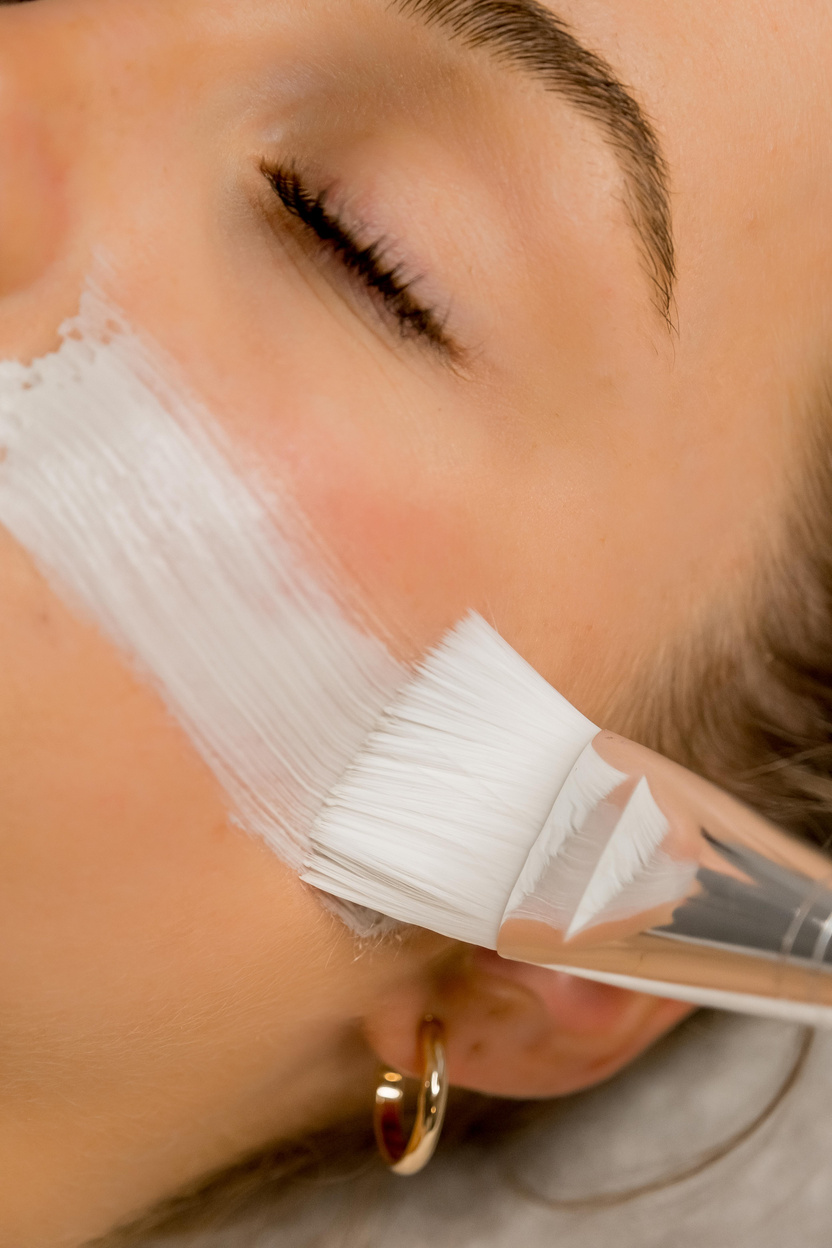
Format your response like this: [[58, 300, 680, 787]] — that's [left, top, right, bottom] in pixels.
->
[[302, 613, 598, 946]]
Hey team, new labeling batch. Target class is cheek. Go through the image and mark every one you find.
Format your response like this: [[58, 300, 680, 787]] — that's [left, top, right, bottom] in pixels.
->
[[105, 199, 529, 663], [138, 317, 502, 656], [292, 430, 493, 653], [0, 530, 324, 1048]]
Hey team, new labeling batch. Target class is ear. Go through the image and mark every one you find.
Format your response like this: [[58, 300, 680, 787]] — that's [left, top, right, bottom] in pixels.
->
[[365, 947, 691, 1099]]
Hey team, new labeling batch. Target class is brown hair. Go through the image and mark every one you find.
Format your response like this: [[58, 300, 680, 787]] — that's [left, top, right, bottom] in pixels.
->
[[89, 1026, 814, 1245], [636, 386, 832, 855]]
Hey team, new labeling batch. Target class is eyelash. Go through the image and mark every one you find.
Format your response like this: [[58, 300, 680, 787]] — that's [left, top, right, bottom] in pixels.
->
[[264, 165, 456, 356]]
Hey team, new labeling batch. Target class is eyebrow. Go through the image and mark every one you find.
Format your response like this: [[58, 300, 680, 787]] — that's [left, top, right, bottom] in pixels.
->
[[392, 0, 676, 323]]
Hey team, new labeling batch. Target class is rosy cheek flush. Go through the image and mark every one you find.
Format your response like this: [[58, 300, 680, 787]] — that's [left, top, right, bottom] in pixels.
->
[[2, 290, 832, 1026]]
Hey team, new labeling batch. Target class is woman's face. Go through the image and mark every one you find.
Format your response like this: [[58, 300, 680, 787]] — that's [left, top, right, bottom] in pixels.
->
[[1, 0, 830, 1243]]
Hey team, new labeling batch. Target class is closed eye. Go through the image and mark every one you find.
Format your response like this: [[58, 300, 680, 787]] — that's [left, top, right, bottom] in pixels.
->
[[263, 165, 459, 359]]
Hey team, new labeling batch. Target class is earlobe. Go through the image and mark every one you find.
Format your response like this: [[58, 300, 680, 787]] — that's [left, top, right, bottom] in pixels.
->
[[366, 947, 691, 1101]]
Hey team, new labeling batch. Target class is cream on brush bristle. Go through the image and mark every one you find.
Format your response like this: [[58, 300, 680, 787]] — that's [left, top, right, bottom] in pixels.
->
[[302, 613, 599, 946]]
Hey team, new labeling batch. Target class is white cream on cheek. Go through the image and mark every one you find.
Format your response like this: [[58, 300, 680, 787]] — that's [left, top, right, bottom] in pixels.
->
[[0, 290, 405, 875]]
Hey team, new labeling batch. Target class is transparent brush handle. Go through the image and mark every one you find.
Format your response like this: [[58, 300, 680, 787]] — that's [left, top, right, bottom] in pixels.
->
[[497, 732, 832, 1024]]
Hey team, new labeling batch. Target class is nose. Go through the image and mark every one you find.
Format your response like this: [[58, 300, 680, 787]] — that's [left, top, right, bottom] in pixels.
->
[[0, 84, 64, 300], [0, 5, 89, 353], [0, 11, 69, 300]]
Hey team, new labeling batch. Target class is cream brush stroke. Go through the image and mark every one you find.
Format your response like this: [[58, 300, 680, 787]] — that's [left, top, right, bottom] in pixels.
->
[[0, 290, 403, 874]]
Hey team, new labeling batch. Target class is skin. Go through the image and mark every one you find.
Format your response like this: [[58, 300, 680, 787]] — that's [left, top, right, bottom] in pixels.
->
[[0, 0, 830, 1242]]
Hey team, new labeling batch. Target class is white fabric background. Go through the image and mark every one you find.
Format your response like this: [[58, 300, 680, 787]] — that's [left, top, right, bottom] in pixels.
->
[[149, 1011, 832, 1248]]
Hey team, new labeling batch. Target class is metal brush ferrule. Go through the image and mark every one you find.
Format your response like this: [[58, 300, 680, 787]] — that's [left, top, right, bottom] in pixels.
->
[[497, 732, 832, 1024]]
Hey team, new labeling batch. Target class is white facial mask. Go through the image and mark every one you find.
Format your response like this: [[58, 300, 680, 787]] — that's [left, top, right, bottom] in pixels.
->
[[0, 290, 404, 874]]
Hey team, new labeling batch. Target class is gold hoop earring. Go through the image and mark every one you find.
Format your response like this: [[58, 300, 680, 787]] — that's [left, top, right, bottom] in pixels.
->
[[374, 1016, 448, 1176]]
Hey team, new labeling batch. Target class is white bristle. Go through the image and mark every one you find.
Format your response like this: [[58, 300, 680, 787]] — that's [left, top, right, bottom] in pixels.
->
[[566, 776, 669, 937], [566, 776, 697, 938], [302, 613, 598, 946]]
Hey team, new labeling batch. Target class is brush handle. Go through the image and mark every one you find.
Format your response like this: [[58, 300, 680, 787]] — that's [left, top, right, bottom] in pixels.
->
[[497, 733, 832, 1026]]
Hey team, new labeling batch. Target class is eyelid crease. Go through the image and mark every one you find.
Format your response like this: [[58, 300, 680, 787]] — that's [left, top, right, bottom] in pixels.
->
[[262, 163, 462, 361]]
